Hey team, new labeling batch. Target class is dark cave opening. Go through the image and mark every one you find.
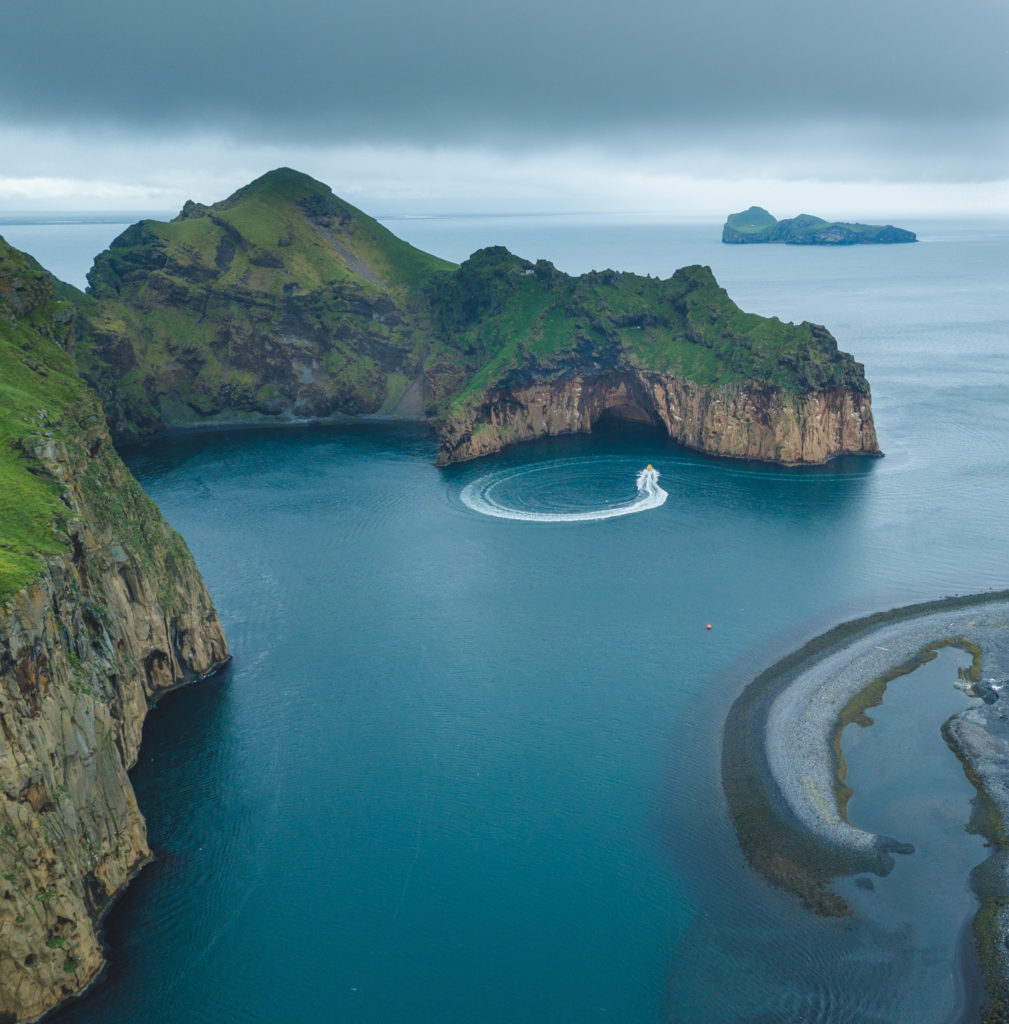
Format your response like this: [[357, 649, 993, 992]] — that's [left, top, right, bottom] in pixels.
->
[[591, 403, 668, 439]]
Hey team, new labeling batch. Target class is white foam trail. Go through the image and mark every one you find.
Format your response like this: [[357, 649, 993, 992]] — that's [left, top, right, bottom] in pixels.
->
[[461, 466, 667, 522]]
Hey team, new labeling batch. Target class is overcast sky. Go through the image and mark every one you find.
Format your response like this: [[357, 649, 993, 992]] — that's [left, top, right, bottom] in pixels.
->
[[1, 0, 1007, 215]]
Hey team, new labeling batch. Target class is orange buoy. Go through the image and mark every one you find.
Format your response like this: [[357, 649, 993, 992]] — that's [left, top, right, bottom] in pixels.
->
[[706, 623, 712, 630]]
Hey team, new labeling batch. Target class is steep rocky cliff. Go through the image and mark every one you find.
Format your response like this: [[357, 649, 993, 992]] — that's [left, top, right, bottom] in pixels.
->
[[436, 370, 879, 465], [0, 238, 229, 1023], [431, 252, 881, 465]]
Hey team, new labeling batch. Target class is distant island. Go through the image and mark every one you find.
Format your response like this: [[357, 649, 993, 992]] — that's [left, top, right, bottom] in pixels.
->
[[722, 206, 916, 245]]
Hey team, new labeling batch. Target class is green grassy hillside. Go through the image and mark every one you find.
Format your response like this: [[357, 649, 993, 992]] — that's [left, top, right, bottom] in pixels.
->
[[722, 205, 778, 239], [0, 240, 86, 593], [424, 247, 869, 419], [77, 168, 456, 439], [0, 238, 201, 600]]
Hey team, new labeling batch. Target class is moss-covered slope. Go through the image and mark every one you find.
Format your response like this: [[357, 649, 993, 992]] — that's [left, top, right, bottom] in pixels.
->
[[723, 206, 917, 245], [0, 246, 91, 597], [0, 236, 229, 1022], [428, 248, 867, 406], [77, 167, 455, 440]]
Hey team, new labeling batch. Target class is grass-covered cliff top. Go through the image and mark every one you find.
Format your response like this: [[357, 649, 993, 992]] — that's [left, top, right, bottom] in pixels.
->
[[0, 239, 194, 601], [723, 206, 916, 244], [722, 205, 779, 237], [0, 238, 91, 594], [426, 246, 869, 416]]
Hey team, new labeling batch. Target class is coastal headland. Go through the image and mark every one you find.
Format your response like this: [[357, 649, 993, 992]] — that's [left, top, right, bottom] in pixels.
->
[[71, 169, 882, 467], [722, 591, 1009, 1020]]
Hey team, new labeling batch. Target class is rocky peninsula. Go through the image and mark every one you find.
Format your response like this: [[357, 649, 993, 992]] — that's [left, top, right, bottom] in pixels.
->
[[0, 238, 229, 1022], [723, 206, 917, 245], [71, 169, 882, 467], [429, 251, 880, 465], [722, 592, 1009, 1021]]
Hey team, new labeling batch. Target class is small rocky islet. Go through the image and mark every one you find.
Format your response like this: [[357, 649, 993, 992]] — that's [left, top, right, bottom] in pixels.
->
[[0, 168, 890, 1021], [723, 205, 917, 245]]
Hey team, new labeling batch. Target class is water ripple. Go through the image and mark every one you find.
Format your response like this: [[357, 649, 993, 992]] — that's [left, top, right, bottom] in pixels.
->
[[460, 459, 667, 522]]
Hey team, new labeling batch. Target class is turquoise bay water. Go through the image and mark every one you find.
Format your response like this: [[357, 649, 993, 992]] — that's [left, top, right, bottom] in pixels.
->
[[12, 214, 1008, 1021]]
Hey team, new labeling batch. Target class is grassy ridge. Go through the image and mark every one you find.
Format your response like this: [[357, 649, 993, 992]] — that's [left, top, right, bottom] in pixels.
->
[[426, 247, 869, 418], [217, 168, 454, 293], [722, 205, 778, 236], [89, 168, 455, 300]]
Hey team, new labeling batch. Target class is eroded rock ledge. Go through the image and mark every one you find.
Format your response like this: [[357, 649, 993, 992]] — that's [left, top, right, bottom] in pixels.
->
[[435, 368, 881, 466]]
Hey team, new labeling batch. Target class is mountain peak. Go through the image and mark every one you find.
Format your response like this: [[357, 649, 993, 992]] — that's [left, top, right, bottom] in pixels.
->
[[228, 167, 332, 205]]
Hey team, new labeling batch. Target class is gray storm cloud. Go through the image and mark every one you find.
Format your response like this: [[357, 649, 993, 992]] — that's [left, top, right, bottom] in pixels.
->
[[2, 0, 1007, 180]]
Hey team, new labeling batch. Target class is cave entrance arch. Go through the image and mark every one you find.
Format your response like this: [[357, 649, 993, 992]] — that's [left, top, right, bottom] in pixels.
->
[[590, 401, 669, 441]]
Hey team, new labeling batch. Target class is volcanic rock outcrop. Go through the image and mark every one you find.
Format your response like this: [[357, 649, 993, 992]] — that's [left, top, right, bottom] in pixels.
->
[[436, 370, 878, 466], [430, 251, 880, 465]]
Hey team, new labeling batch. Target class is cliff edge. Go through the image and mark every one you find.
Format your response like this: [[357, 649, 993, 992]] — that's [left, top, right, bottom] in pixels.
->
[[430, 253, 881, 465], [0, 238, 229, 1022]]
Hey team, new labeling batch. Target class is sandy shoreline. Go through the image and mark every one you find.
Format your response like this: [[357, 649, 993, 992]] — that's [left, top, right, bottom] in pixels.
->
[[722, 590, 1009, 1014]]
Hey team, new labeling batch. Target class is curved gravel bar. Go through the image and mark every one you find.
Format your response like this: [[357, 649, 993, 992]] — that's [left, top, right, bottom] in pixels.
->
[[723, 590, 1009, 915]]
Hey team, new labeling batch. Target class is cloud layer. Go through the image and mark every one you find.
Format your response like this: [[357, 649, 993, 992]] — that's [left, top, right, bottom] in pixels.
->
[[1, 0, 1007, 209]]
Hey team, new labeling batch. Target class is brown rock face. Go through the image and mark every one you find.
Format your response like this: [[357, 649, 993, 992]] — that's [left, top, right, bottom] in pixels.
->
[[0, 428, 228, 1022], [435, 369, 881, 465]]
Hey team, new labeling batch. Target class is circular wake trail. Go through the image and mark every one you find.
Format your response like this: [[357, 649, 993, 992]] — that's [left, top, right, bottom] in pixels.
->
[[461, 465, 667, 522]]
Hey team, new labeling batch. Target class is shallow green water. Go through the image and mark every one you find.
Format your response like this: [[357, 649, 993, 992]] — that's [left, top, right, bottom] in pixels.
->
[[23, 215, 1009, 1022]]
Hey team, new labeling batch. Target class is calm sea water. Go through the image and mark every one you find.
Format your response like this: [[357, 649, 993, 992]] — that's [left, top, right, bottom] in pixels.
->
[[10, 213, 1009, 1022]]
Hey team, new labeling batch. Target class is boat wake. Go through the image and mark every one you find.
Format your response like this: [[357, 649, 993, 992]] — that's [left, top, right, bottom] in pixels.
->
[[460, 462, 667, 522]]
